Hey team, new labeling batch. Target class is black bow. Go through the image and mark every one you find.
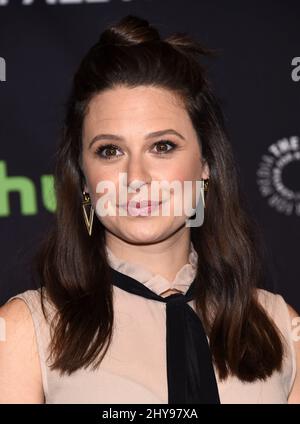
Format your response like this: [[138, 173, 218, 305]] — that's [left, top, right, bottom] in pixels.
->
[[109, 266, 221, 404]]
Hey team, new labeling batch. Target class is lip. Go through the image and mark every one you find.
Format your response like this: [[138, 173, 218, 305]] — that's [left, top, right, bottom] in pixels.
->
[[117, 199, 168, 216], [118, 200, 162, 209]]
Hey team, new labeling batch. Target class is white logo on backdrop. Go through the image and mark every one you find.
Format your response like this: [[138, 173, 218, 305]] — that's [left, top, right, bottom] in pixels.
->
[[256, 136, 300, 216], [0, 0, 132, 5]]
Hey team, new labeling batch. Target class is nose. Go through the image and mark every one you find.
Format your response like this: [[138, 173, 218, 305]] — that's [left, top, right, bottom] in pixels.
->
[[124, 156, 152, 191]]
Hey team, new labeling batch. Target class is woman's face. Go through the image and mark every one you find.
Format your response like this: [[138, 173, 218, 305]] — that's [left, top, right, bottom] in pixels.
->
[[81, 85, 209, 244]]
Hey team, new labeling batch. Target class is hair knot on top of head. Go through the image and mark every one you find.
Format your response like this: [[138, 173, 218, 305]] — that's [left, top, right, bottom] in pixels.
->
[[164, 32, 218, 58], [98, 14, 161, 47], [97, 15, 219, 74]]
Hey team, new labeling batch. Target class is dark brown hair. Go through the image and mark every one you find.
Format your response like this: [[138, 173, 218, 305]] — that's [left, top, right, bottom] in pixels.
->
[[33, 14, 285, 381]]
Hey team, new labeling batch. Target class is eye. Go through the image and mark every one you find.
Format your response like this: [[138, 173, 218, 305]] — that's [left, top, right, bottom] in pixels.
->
[[152, 140, 178, 155], [95, 144, 122, 160], [95, 140, 178, 160]]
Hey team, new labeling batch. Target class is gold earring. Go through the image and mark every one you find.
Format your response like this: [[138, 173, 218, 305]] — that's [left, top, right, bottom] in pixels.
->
[[82, 191, 94, 236], [200, 178, 209, 208]]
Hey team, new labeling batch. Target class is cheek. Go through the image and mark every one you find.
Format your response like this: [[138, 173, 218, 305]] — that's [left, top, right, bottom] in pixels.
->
[[83, 157, 115, 189], [163, 157, 201, 183], [163, 157, 201, 210]]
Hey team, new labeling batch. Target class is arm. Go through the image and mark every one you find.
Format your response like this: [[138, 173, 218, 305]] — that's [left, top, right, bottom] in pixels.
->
[[0, 298, 44, 403], [287, 303, 300, 404]]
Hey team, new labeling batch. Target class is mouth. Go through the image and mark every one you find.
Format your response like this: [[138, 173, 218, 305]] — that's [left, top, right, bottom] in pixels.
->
[[117, 199, 164, 214]]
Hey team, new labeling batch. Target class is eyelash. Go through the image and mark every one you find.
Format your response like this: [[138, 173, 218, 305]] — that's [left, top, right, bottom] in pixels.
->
[[95, 140, 178, 160]]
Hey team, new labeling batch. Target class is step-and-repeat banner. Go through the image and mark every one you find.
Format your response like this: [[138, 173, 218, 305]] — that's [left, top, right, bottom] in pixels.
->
[[0, 1, 299, 310]]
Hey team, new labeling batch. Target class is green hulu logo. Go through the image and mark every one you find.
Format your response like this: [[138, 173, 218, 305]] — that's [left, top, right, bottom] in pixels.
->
[[0, 160, 56, 216]]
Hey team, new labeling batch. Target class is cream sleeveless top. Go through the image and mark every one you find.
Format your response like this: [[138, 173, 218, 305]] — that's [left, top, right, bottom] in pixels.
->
[[6, 241, 296, 404]]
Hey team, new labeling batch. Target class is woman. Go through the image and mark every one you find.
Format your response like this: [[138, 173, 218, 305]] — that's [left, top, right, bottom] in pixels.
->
[[0, 14, 299, 404]]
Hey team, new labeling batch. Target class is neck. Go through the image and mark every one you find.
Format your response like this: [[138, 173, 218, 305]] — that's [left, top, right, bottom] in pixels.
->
[[105, 228, 191, 283]]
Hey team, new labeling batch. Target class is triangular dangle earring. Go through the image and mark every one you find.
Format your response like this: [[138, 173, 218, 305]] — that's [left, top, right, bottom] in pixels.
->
[[82, 191, 94, 236]]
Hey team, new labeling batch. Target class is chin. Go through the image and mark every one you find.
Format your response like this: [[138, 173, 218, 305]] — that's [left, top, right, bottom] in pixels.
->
[[120, 229, 167, 245], [115, 220, 185, 245]]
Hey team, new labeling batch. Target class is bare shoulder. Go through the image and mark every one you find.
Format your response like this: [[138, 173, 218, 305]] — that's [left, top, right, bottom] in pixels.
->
[[286, 302, 300, 404], [0, 297, 44, 403]]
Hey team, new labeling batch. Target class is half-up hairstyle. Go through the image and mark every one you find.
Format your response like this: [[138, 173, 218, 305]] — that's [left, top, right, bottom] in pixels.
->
[[33, 14, 285, 381]]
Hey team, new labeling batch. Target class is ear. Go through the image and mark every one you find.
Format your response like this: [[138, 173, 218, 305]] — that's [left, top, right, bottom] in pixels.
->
[[83, 183, 88, 193], [79, 167, 88, 193], [201, 160, 210, 180]]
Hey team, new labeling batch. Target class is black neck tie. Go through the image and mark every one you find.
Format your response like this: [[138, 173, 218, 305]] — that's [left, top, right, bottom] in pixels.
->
[[108, 266, 221, 404]]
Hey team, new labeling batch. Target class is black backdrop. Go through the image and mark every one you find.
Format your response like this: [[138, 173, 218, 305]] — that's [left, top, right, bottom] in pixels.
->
[[0, 0, 299, 312]]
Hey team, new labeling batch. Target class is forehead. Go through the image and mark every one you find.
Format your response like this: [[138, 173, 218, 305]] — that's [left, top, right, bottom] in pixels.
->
[[82, 85, 192, 135]]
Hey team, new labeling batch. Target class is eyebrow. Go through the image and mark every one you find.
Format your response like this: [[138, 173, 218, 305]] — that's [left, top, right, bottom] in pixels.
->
[[88, 129, 186, 149]]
